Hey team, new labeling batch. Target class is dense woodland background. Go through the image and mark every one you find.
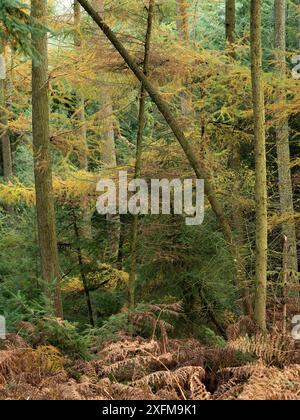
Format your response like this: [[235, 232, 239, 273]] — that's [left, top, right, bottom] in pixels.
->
[[0, 0, 299, 400]]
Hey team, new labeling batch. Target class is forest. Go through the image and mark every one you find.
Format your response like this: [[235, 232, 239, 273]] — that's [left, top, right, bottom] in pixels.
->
[[0, 0, 299, 402]]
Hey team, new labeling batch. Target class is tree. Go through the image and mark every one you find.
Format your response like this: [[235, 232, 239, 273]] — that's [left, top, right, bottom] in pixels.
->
[[73, 1, 94, 325], [176, 0, 193, 122], [74, 1, 88, 172], [225, 0, 253, 316], [176, 0, 189, 44], [274, 0, 298, 309], [128, 0, 154, 307], [92, 0, 120, 262], [0, 39, 13, 182], [250, 0, 268, 331], [31, 0, 63, 318], [225, 0, 236, 48]]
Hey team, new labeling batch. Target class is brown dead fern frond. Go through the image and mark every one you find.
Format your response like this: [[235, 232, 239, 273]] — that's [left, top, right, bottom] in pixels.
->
[[133, 366, 205, 392], [237, 364, 300, 400], [96, 352, 175, 382], [226, 316, 256, 341], [217, 362, 263, 383], [229, 331, 295, 366], [98, 338, 160, 364], [190, 374, 211, 400], [213, 379, 245, 400]]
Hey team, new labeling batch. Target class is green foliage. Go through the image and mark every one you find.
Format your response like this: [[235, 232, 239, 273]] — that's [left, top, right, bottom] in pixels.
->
[[195, 326, 227, 348], [0, 0, 46, 57], [32, 317, 91, 360], [92, 312, 132, 346]]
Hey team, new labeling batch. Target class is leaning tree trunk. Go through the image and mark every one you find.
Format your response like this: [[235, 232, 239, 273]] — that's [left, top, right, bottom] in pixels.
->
[[250, 0, 268, 332], [128, 0, 154, 308], [274, 0, 299, 311], [0, 39, 13, 182], [93, 0, 120, 262], [31, 0, 63, 318]]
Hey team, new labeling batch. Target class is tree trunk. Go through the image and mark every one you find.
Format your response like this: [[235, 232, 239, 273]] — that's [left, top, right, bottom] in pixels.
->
[[250, 0, 268, 332], [176, 0, 193, 122], [176, 0, 189, 44], [225, 0, 236, 48], [128, 0, 154, 308], [0, 40, 13, 182], [93, 0, 120, 262], [226, 0, 253, 316], [274, 0, 299, 310], [31, 0, 63, 318], [73, 209, 95, 326], [74, 1, 92, 240], [74, 1, 88, 171]]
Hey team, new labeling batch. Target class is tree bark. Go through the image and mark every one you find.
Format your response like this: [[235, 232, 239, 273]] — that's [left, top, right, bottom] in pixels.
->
[[225, 0, 236, 48], [31, 0, 63, 318], [250, 0, 268, 332], [274, 0, 298, 309], [128, 0, 154, 308]]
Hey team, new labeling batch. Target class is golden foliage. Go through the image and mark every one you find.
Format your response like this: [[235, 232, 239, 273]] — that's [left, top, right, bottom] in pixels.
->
[[62, 264, 129, 294]]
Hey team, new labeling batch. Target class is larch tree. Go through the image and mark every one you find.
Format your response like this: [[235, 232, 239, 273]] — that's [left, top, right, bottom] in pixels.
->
[[225, 0, 235, 49], [73, 1, 92, 238], [0, 39, 13, 182], [250, 0, 268, 331], [225, 0, 253, 316], [92, 0, 120, 262], [176, 0, 189, 44], [73, 1, 94, 325], [74, 1, 88, 173], [176, 0, 193, 121], [31, 0, 63, 318], [274, 0, 298, 308], [128, 0, 154, 307]]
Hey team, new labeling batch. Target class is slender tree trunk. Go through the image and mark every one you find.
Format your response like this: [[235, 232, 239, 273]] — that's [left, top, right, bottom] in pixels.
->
[[176, 0, 189, 44], [176, 0, 193, 122], [0, 40, 13, 182], [274, 0, 299, 310], [250, 0, 268, 332], [226, 0, 253, 316], [77, 0, 235, 265], [31, 0, 63, 318], [74, 1, 88, 171], [74, 1, 92, 240], [72, 209, 94, 326], [93, 0, 120, 261], [128, 0, 154, 308], [225, 0, 236, 49]]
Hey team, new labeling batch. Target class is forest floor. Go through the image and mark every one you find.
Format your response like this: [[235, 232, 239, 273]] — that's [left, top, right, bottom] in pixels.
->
[[0, 327, 299, 400]]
